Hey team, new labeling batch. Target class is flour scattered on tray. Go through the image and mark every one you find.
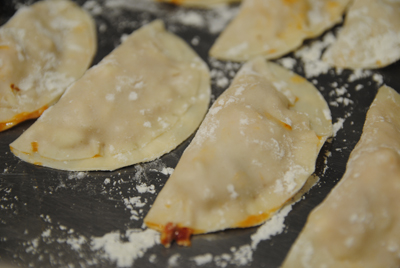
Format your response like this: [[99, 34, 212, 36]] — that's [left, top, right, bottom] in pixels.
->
[[295, 32, 336, 78], [191, 253, 213, 266], [161, 167, 174, 175], [251, 204, 292, 249], [348, 69, 372, 82], [91, 228, 160, 267], [174, 10, 205, 27], [168, 253, 181, 267], [332, 118, 346, 137], [68, 171, 87, 180]]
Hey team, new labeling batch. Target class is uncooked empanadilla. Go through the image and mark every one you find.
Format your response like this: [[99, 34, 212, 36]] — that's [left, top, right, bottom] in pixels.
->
[[10, 20, 211, 171], [209, 0, 350, 62], [144, 57, 332, 246], [0, 0, 96, 131], [154, 0, 241, 8], [282, 85, 400, 268], [323, 0, 400, 69]]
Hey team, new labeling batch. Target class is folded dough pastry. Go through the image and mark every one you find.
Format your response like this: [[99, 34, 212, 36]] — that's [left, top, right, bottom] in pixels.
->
[[0, 0, 96, 131], [144, 57, 332, 246], [210, 0, 350, 61], [323, 0, 400, 69], [154, 0, 240, 8], [282, 85, 400, 268], [10, 20, 211, 171]]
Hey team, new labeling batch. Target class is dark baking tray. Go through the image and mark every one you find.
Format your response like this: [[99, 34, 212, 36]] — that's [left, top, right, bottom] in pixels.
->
[[1, 1, 400, 267]]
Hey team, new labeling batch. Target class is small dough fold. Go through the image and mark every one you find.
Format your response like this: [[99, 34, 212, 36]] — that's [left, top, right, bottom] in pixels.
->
[[10, 20, 211, 171]]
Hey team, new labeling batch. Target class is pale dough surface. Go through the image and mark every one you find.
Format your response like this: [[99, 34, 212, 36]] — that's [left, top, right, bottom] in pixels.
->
[[210, 0, 350, 61], [0, 0, 96, 131], [10, 20, 211, 171], [145, 57, 332, 234], [323, 0, 400, 69], [282, 85, 400, 268]]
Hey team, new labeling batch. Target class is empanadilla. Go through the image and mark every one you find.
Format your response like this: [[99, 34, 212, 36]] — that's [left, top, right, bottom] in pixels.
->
[[0, 0, 96, 131], [10, 20, 210, 171], [144, 57, 332, 246], [282, 85, 400, 268], [210, 0, 350, 62], [323, 0, 400, 69]]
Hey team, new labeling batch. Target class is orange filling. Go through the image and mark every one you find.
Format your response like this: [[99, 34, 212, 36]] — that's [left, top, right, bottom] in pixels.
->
[[236, 212, 271, 228], [31, 142, 39, 152], [281, 122, 292, 130], [0, 105, 48, 132], [160, 222, 193, 248], [290, 76, 305, 84]]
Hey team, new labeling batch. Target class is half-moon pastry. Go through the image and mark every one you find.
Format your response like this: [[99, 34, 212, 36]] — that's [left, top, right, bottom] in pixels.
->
[[323, 0, 400, 69], [0, 0, 97, 131], [282, 85, 400, 268], [209, 0, 350, 62], [10, 20, 211, 171], [144, 57, 332, 246]]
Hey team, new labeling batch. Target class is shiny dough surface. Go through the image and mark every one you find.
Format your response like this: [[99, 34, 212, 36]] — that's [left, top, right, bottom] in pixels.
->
[[282, 85, 400, 268], [0, 0, 96, 131], [209, 0, 350, 61], [323, 0, 400, 69], [10, 20, 211, 171], [144, 57, 332, 235]]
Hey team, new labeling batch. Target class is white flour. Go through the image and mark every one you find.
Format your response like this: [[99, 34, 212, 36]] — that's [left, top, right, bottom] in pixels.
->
[[251, 205, 293, 249], [91, 228, 160, 267]]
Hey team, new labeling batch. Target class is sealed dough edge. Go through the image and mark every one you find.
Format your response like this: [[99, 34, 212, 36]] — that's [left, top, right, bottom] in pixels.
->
[[10, 20, 211, 171]]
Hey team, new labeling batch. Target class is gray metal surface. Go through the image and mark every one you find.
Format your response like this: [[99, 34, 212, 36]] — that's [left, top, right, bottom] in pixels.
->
[[1, 1, 400, 267]]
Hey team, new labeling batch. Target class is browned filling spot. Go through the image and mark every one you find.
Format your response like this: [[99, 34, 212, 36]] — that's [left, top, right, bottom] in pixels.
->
[[10, 83, 21, 92], [31, 142, 39, 152], [0, 105, 49, 132], [161, 222, 193, 247]]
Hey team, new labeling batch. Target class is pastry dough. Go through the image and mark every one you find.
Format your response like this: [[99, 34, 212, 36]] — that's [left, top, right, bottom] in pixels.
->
[[210, 0, 350, 61], [323, 0, 400, 69], [282, 85, 400, 268], [0, 0, 96, 131], [144, 57, 332, 246], [10, 20, 211, 171]]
